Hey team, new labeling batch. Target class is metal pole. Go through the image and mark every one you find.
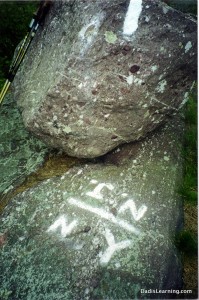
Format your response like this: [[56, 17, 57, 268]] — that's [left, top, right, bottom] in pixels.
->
[[0, 0, 52, 105]]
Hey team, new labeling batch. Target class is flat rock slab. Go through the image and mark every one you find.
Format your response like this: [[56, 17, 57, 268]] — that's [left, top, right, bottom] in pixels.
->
[[13, 0, 196, 158], [0, 116, 184, 299], [0, 93, 49, 195]]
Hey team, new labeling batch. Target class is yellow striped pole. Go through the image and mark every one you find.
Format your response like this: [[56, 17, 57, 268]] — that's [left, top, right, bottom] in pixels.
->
[[0, 80, 11, 104], [0, 32, 33, 105], [0, 36, 30, 105], [0, 0, 51, 105], [9, 33, 29, 75]]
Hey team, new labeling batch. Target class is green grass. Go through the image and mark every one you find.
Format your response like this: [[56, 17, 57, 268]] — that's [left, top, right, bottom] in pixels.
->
[[179, 89, 197, 205], [176, 88, 197, 262]]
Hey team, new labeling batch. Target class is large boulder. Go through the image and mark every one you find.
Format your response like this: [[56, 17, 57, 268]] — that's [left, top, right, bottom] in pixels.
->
[[0, 115, 184, 299], [13, 0, 196, 158]]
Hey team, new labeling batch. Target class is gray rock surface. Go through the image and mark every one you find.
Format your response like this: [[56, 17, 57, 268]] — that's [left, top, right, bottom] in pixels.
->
[[13, 0, 196, 158], [0, 93, 49, 195], [0, 115, 184, 299]]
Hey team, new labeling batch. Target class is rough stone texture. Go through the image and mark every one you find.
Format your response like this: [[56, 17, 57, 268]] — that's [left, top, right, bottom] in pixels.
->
[[0, 93, 49, 195], [0, 115, 184, 299], [13, 0, 196, 158]]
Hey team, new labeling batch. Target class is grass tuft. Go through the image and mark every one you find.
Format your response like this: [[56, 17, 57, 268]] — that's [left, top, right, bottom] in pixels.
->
[[179, 89, 197, 205]]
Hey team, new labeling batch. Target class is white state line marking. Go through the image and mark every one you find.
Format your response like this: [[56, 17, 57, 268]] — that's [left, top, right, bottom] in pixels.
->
[[68, 198, 140, 235], [86, 183, 114, 200], [118, 199, 147, 221], [47, 215, 78, 237], [100, 228, 132, 265]]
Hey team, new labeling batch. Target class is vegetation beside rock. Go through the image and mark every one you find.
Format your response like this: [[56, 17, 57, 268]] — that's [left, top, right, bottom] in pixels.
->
[[177, 88, 198, 298], [180, 89, 197, 204]]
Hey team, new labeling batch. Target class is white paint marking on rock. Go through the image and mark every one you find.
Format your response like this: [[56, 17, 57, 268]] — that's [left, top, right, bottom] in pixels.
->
[[47, 215, 78, 237], [86, 183, 114, 200], [123, 0, 143, 36], [68, 198, 140, 235], [99, 228, 132, 265], [118, 199, 147, 221]]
